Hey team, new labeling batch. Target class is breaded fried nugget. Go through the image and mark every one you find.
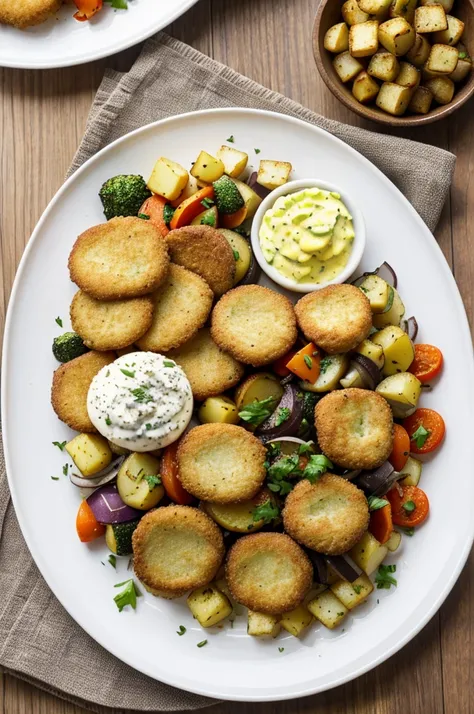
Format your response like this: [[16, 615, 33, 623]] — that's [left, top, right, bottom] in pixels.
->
[[283, 476, 369, 555], [136, 265, 213, 352], [166, 226, 235, 297], [177, 424, 266, 503], [211, 285, 297, 366], [132, 506, 224, 598], [295, 284, 372, 354], [167, 328, 244, 400], [68, 217, 169, 301], [315, 388, 393, 470], [0, 0, 61, 28], [51, 350, 115, 432], [226, 533, 313, 614], [70, 290, 153, 351]]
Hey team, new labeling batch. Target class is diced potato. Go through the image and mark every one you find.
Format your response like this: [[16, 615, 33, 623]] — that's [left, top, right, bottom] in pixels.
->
[[368, 51, 400, 81], [350, 531, 388, 575], [190, 151, 225, 184], [324, 22, 350, 52], [355, 339, 385, 369], [372, 325, 415, 376], [216, 145, 248, 178], [449, 57, 472, 82], [229, 178, 262, 219], [426, 43, 459, 74], [359, 274, 392, 312], [376, 371, 422, 418], [247, 610, 281, 637], [419, 0, 453, 13], [408, 85, 434, 113], [300, 354, 349, 393], [117, 453, 164, 510], [235, 372, 284, 411], [349, 21, 380, 57], [198, 395, 239, 425], [257, 160, 292, 190], [342, 0, 370, 25], [399, 455, 423, 486], [432, 14, 464, 45], [359, 0, 391, 16], [414, 4, 448, 33], [386, 530, 402, 552], [333, 51, 365, 82], [406, 33, 432, 67], [187, 585, 233, 628], [170, 174, 200, 208], [352, 70, 380, 102], [147, 157, 189, 201], [376, 81, 411, 114], [378, 17, 415, 55], [307, 590, 348, 629], [280, 605, 313, 637], [424, 75, 455, 103], [396, 61, 421, 88], [66, 433, 112, 477], [389, 0, 417, 24], [373, 287, 405, 327], [330, 573, 374, 609]]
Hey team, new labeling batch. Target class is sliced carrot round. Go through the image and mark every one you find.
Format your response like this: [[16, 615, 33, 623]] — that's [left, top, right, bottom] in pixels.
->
[[161, 440, 194, 505], [403, 408, 445, 454], [139, 195, 169, 238], [408, 344, 443, 383], [389, 423, 410, 472], [386, 484, 429, 527]]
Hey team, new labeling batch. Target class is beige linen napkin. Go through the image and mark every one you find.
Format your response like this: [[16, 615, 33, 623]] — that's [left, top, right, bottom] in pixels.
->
[[0, 32, 456, 714]]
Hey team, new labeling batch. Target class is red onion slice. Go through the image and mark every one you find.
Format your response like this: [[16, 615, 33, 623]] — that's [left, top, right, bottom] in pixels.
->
[[258, 384, 304, 440], [402, 316, 419, 341], [352, 354, 383, 390], [351, 261, 397, 289], [355, 461, 398, 497], [305, 550, 328, 584], [247, 171, 271, 199], [69, 456, 125, 489], [325, 555, 362, 582], [87, 484, 141, 524]]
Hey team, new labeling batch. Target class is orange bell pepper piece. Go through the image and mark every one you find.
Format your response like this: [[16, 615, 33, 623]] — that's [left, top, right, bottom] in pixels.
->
[[169, 186, 215, 230], [73, 0, 103, 21], [220, 205, 248, 229], [76, 500, 106, 543], [139, 195, 169, 238], [286, 343, 321, 383]]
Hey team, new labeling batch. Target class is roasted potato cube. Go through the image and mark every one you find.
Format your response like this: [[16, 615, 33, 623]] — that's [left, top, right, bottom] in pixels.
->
[[372, 325, 415, 376], [190, 151, 225, 184], [147, 157, 189, 201], [342, 0, 370, 25], [378, 17, 415, 55], [426, 43, 459, 73], [396, 61, 421, 87], [389, 0, 417, 24], [368, 51, 400, 80], [419, 0, 453, 13], [333, 51, 365, 82], [359, 0, 391, 16], [359, 274, 392, 312], [376, 81, 411, 114], [349, 21, 380, 56], [432, 14, 465, 45], [424, 75, 455, 102], [415, 4, 447, 32], [216, 145, 248, 178], [408, 85, 434, 112], [324, 22, 350, 52], [449, 57, 472, 81], [376, 371, 422, 418], [307, 590, 348, 629], [373, 287, 405, 327], [247, 610, 281, 637], [406, 33, 432, 66], [356, 339, 385, 369], [230, 178, 262, 219], [257, 160, 292, 190], [280, 605, 313, 637], [170, 174, 200, 208], [66, 433, 112, 477], [198, 395, 239, 425], [330, 574, 374, 609], [350, 531, 388, 575], [187, 585, 233, 628], [352, 70, 380, 102], [117, 453, 164, 510], [400, 455, 423, 486]]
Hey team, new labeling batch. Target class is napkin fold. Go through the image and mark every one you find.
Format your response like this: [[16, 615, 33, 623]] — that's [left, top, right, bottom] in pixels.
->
[[0, 31, 456, 714]]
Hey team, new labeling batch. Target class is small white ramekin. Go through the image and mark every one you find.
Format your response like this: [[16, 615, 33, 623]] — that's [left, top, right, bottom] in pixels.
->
[[250, 178, 366, 294]]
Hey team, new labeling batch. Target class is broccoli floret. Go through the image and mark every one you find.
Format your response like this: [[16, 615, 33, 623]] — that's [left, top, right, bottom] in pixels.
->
[[163, 204, 175, 226], [99, 175, 151, 220], [53, 332, 88, 363], [213, 175, 245, 215]]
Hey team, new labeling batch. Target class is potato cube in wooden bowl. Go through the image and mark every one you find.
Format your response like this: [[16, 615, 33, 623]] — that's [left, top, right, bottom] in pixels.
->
[[324, 22, 350, 52], [424, 74, 456, 101], [408, 85, 434, 112], [449, 55, 472, 80], [368, 51, 400, 79], [432, 13, 465, 43], [359, 0, 392, 16], [349, 20, 380, 56], [376, 81, 412, 113], [415, 4, 448, 32], [342, 0, 370, 25], [406, 33, 431, 65], [419, 0, 453, 13], [396, 60, 421, 86], [389, 0, 417, 24], [378, 17, 416, 54], [352, 70, 381, 101], [426, 43, 459, 72], [333, 51, 365, 81]]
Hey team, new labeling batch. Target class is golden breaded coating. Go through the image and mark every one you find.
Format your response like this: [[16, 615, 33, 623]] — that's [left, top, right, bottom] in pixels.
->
[[315, 388, 393, 470], [295, 284, 372, 354], [70, 290, 153, 351], [177, 424, 267, 503], [68, 217, 169, 301], [132, 506, 224, 597], [166, 226, 235, 297], [226, 533, 313, 614], [0, 0, 61, 28], [167, 328, 244, 401], [211, 285, 297, 366], [283, 476, 369, 555], [51, 350, 115, 433], [136, 265, 213, 352]]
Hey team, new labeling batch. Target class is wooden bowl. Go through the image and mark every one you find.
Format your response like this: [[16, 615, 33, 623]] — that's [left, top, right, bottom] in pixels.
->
[[313, 0, 474, 126]]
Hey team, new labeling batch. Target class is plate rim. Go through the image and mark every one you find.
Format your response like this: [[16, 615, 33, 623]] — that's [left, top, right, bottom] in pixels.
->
[[2, 107, 474, 701]]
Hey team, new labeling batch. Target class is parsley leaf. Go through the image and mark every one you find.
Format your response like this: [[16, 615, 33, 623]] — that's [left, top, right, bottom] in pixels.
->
[[163, 361, 175, 368], [302, 454, 332, 484], [252, 499, 280, 525], [233, 249, 240, 261], [104, 0, 128, 8], [201, 197, 215, 209], [402, 526, 415, 536], [55, 316, 63, 327], [275, 407, 290, 426], [353, 584, 363, 594], [375, 564, 397, 590], [226, 135, 235, 143], [459, 50, 468, 59], [319, 356, 332, 375], [177, 625, 186, 636], [278, 647, 284, 652], [52, 441, 67, 451], [105, 416, 112, 426], [197, 639, 208, 648], [144, 474, 161, 490], [113, 579, 142, 612], [411, 425, 430, 448], [201, 212, 216, 227], [402, 500, 416, 513], [130, 387, 153, 403], [120, 368, 135, 378], [50, 476, 59, 481], [303, 354, 312, 369], [238, 396, 277, 427], [367, 495, 389, 511], [255, 148, 261, 154], [108, 555, 117, 569], [298, 441, 314, 455], [138, 213, 150, 220], [266, 454, 300, 495], [62, 464, 69, 476]]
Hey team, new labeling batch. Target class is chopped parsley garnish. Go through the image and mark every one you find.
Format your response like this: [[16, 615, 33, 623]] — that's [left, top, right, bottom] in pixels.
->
[[337, 612, 345, 617], [105, 416, 112, 426], [120, 368, 135, 378], [113, 579, 142, 612], [402, 500, 416, 513], [238, 396, 277, 427], [106, 370, 110, 377], [255, 148, 261, 154], [108, 555, 117, 569], [55, 316, 63, 327], [278, 647, 284, 652], [459, 50, 468, 59], [62, 464, 69, 476], [144, 474, 162, 490], [375, 563, 397, 590], [130, 387, 153, 404], [303, 454, 333, 484], [163, 361, 175, 368], [138, 213, 150, 220], [411, 425, 430, 448], [252, 499, 280, 525], [303, 354, 312, 369], [50, 476, 59, 481], [177, 625, 186, 636], [275, 407, 290, 426], [197, 639, 208, 648], [367, 495, 389, 511], [104, 0, 128, 8], [226, 135, 235, 143], [145, 423, 152, 431], [353, 584, 363, 594], [201, 212, 216, 227], [201, 197, 215, 209], [266, 454, 299, 495], [319, 356, 332, 375], [52, 441, 67, 451], [233, 250, 240, 261], [402, 526, 415, 536], [298, 441, 314, 455]]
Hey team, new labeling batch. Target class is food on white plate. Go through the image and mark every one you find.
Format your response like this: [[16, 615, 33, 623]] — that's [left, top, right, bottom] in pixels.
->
[[235, 372, 284, 411], [87, 352, 193, 452], [218, 228, 254, 285], [372, 325, 415, 376], [247, 610, 281, 637], [279, 604, 314, 637], [0, 0, 61, 28], [375, 371, 422, 417], [187, 585, 233, 628], [148, 157, 190, 201], [99, 175, 151, 221], [307, 589, 348, 629], [256, 160, 293, 191], [52, 331, 88, 363], [65, 433, 113, 477], [201, 488, 278, 533], [215, 145, 249, 178], [105, 520, 140, 556], [117, 453, 165, 510], [198, 395, 240, 425], [349, 530, 388, 574]]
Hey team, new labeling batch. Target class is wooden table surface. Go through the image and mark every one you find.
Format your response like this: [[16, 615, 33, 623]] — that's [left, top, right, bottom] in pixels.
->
[[0, 0, 473, 711]]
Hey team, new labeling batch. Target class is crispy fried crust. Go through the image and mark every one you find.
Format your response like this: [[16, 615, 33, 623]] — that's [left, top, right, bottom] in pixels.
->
[[283, 476, 369, 555], [132, 505, 224, 597], [315, 388, 393, 470], [0, 0, 61, 28], [226, 533, 313, 614], [136, 264, 213, 352], [68, 217, 169, 301], [295, 284, 372, 354], [177, 424, 267, 503], [167, 328, 244, 400], [70, 290, 153, 351], [51, 350, 115, 432], [211, 285, 297, 366], [166, 226, 235, 297]]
